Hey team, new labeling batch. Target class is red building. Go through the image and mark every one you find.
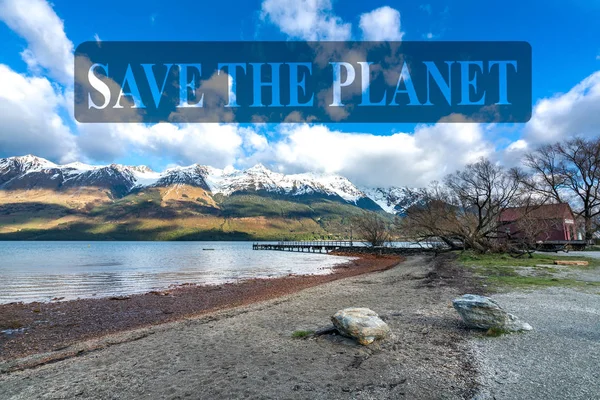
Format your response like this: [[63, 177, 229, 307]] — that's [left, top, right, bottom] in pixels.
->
[[499, 203, 579, 242]]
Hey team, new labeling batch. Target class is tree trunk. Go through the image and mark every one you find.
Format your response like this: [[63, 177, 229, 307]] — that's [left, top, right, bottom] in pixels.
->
[[585, 214, 593, 242]]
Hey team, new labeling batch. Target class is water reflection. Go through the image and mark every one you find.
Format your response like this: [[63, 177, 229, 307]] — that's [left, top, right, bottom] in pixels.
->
[[0, 242, 356, 304]]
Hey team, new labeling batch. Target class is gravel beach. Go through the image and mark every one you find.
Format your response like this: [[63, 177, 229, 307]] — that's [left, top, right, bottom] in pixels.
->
[[0, 255, 481, 399], [4, 253, 596, 399], [470, 287, 600, 400], [0, 253, 398, 362]]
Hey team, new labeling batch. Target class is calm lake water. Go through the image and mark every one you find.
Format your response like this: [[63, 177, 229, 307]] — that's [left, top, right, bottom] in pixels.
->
[[0, 242, 357, 304]]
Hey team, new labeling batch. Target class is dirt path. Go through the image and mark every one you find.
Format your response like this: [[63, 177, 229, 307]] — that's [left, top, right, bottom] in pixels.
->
[[0, 255, 480, 400]]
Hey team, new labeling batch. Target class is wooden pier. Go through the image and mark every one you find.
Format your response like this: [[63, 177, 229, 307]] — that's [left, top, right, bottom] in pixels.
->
[[252, 241, 355, 253], [254, 239, 589, 255], [252, 241, 431, 255]]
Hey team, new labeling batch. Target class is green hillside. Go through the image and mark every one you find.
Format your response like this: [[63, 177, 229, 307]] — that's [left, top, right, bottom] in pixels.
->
[[0, 188, 382, 241]]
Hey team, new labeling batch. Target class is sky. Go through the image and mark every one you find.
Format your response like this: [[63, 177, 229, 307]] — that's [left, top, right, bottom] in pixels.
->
[[0, 0, 599, 188]]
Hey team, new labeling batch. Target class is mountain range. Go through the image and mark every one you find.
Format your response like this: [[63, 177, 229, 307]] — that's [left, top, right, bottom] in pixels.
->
[[0, 155, 421, 240]]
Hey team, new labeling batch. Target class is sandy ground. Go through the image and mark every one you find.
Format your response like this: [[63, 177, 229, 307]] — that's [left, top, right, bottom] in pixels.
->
[[0, 255, 480, 400]]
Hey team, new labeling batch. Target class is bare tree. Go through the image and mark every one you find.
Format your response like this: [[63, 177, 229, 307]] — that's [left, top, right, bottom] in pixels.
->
[[352, 211, 392, 247], [524, 137, 600, 241], [522, 143, 566, 202], [401, 183, 465, 250], [402, 158, 531, 253]]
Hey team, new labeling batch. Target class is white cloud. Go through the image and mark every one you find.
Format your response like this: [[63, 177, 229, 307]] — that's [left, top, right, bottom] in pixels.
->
[[359, 6, 404, 41], [0, 0, 503, 188], [499, 138, 529, 166], [248, 123, 491, 187], [244, 70, 600, 187], [260, 0, 351, 40], [0, 0, 74, 85], [260, 0, 403, 42], [242, 130, 269, 152], [77, 123, 246, 168], [3, 0, 599, 193], [0, 0, 247, 168], [506, 139, 528, 152], [523, 71, 600, 145], [0, 65, 77, 162]]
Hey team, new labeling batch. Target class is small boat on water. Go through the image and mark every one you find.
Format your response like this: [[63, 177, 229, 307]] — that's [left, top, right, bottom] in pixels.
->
[[202, 248, 215, 251]]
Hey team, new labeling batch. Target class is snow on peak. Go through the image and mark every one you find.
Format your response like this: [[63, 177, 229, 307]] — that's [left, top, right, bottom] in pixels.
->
[[141, 164, 209, 188], [201, 164, 283, 195], [198, 164, 367, 202], [61, 161, 98, 176], [360, 186, 422, 215], [128, 165, 154, 174], [0, 156, 419, 214], [4, 155, 57, 172], [246, 163, 270, 173], [63, 161, 96, 171]]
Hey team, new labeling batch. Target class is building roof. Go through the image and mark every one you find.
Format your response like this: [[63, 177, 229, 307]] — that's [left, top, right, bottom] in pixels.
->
[[499, 203, 574, 222]]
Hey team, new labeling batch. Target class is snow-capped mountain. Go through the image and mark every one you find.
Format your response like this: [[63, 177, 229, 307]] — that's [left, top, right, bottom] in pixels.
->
[[147, 165, 210, 190], [360, 187, 424, 215], [0, 155, 416, 214], [0, 155, 57, 173], [201, 164, 367, 203], [0, 155, 57, 186], [61, 165, 139, 197]]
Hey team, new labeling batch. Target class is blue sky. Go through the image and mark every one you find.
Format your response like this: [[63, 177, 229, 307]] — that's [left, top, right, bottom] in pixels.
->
[[0, 0, 599, 188], [2, 0, 595, 98]]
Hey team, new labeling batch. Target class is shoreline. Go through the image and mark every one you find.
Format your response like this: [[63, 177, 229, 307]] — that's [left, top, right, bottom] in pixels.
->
[[0, 252, 401, 363], [1, 254, 481, 399]]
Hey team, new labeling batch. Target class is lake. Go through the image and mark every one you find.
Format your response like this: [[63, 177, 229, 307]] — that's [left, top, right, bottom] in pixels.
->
[[0, 241, 357, 304]]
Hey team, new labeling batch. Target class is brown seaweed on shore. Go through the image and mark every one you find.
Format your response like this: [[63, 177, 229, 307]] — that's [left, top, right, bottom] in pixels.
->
[[0, 253, 401, 362]]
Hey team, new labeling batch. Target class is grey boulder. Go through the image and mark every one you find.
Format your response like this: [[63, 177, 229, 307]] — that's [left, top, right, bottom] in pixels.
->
[[453, 294, 532, 332], [331, 308, 390, 345]]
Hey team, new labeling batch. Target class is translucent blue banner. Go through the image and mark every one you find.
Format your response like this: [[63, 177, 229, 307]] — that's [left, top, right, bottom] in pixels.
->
[[74, 41, 532, 123]]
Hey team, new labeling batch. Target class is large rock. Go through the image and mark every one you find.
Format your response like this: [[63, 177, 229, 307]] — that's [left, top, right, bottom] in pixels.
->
[[452, 294, 532, 332], [331, 308, 390, 345]]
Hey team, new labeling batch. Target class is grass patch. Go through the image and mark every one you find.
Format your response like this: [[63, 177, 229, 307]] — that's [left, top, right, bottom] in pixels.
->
[[484, 327, 533, 337], [458, 251, 600, 269], [457, 251, 600, 290], [487, 275, 600, 289], [485, 327, 511, 337], [291, 330, 314, 338]]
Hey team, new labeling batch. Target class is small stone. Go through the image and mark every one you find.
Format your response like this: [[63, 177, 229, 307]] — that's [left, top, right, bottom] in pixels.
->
[[452, 294, 532, 332], [331, 308, 390, 345]]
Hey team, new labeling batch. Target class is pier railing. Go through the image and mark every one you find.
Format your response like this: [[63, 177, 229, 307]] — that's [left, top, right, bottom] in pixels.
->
[[276, 240, 353, 246], [252, 240, 434, 255], [252, 240, 355, 253]]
